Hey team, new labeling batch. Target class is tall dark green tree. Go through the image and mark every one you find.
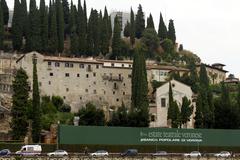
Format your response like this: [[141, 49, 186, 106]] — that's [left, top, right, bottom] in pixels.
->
[[111, 15, 121, 59], [0, 3, 4, 50], [26, 0, 41, 51], [32, 57, 41, 143], [48, 0, 58, 53], [39, 0, 48, 52], [11, 68, 29, 140], [194, 93, 203, 128], [135, 4, 145, 39], [130, 8, 135, 47], [56, 0, 64, 52], [130, 43, 149, 127], [237, 84, 240, 108], [12, 0, 23, 51], [70, 1, 78, 55], [167, 19, 176, 44], [1, 0, 8, 25], [123, 21, 130, 37], [167, 82, 180, 128], [158, 13, 167, 40], [62, 0, 69, 25], [100, 6, 110, 55], [21, 0, 28, 38], [179, 96, 193, 128], [146, 13, 155, 29]]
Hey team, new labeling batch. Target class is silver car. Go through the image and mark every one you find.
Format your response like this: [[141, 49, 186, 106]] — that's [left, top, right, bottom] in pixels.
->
[[47, 150, 68, 157], [90, 150, 109, 157], [214, 151, 231, 158], [184, 151, 201, 157]]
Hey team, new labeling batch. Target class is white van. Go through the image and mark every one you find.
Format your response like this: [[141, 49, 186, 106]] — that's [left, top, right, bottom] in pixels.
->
[[16, 145, 42, 156]]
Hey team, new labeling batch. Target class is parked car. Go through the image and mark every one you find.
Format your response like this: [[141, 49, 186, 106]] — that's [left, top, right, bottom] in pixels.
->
[[90, 150, 109, 157], [214, 151, 231, 158], [0, 149, 11, 156], [121, 149, 138, 157], [184, 151, 201, 157], [15, 145, 42, 156], [47, 150, 68, 157], [152, 151, 168, 156]]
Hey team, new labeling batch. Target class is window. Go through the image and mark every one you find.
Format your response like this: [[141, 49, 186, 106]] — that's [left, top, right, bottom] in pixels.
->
[[48, 61, 51, 66], [116, 98, 119, 102], [65, 73, 70, 77], [128, 74, 132, 78], [55, 62, 60, 67], [103, 90, 106, 94], [86, 74, 89, 78], [80, 64, 84, 68], [123, 83, 126, 86], [63, 96, 66, 99], [48, 81, 51, 85], [123, 92, 125, 95], [93, 73, 96, 77], [66, 88, 69, 92], [85, 89, 88, 93], [96, 65, 99, 69], [113, 91, 115, 95], [65, 63, 69, 67], [161, 98, 166, 107], [93, 81, 96, 85], [49, 72, 53, 76], [122, 64, 124, 67], [129, 64, 132, 68], [111, 63, 114, 67], [151, 115, 155, 121], [39, 82, 42, 86], [77, 74, 80, 77], [70, 63, 74, 68], [114, 83, 117, 89], [93, 90, 97, 94], [80, 97, 82, 100]]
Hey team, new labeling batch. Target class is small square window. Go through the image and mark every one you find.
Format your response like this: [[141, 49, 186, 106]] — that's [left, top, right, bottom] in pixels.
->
[[85, 89, 88, 93], [49, 72, 53, 76], [70, 63, 74, 68], [96, 65, 99, 69], [128, 74, 132, 78], [123, 92, 125, 95], [55, 62, 60, 67], [122, 64, 124, 67], [63, 96, 66, 99], [48, 61, 51, 66], [116, 98, 119, 102], [129, 64, 132, 68], [103, 90, 106, 94], [80, 97, 82, 100], [111, 63, 114, 67], [65, 73, 70, 77], [93, 73, 96, 77], [93, 90, 97, 94], [39, 82, 42, 86], [93, 81, 96, 85], [86, 74, 89, 78], [48, 81, 51, 85], [113, 91, 115, 95], [77, 74, 80, 77], [65, 63, 69, 67], [123, 83, 126, 86], [80, 64, 84, 68], [66, 88, 69, 92]]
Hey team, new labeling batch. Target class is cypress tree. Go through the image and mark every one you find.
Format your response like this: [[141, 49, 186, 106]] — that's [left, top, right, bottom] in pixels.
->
[[135, 4, 145, 39], [180, 96, 193, 128], [194, 93, 203, 128], [108, 16, 112, 40], [0, 3, 4, 50], [111, 15, 121, 59], [21, 0, 28, 38], [48, 0, 58, 53], [62, 0, 69, 24], [32, 57, 41, 143], [26, 0, 41, 51], [39, 0, 48, 52], [130, 43, 149, 127], [123, 21, 130, 37], [11, 68, 29, 140], [100, 6, 110, 55], [167, 82, 174, 120], [237, 84, 240, 108], [70, 1, 78, 55], [199, 64, 209, 87], [130, 8, 135, 47], [12, 0, 23, 51], [1, 0, 8, 25], [56, 0, 64, 52], [158, 12, 167, 40], [146, 13, 155, 29], [167, 19, 176, 44]]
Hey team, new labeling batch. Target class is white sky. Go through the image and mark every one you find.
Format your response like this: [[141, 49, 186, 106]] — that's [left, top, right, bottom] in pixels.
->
[[7, 0, 240, 77]]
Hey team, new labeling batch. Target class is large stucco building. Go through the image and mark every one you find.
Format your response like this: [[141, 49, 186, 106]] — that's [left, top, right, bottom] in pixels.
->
[[15, 52, 189, 112]]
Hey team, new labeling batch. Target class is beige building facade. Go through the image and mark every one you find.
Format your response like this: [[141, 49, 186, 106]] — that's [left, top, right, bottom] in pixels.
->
[[150, 79, 195, 128]]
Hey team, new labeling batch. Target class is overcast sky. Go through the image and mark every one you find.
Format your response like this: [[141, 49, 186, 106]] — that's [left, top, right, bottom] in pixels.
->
[[7, 0, 240, 77]]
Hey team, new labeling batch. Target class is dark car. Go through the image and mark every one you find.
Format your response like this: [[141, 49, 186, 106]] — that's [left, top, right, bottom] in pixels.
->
[[0, 149, 11, 156], [121, 149, 138, 157]]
